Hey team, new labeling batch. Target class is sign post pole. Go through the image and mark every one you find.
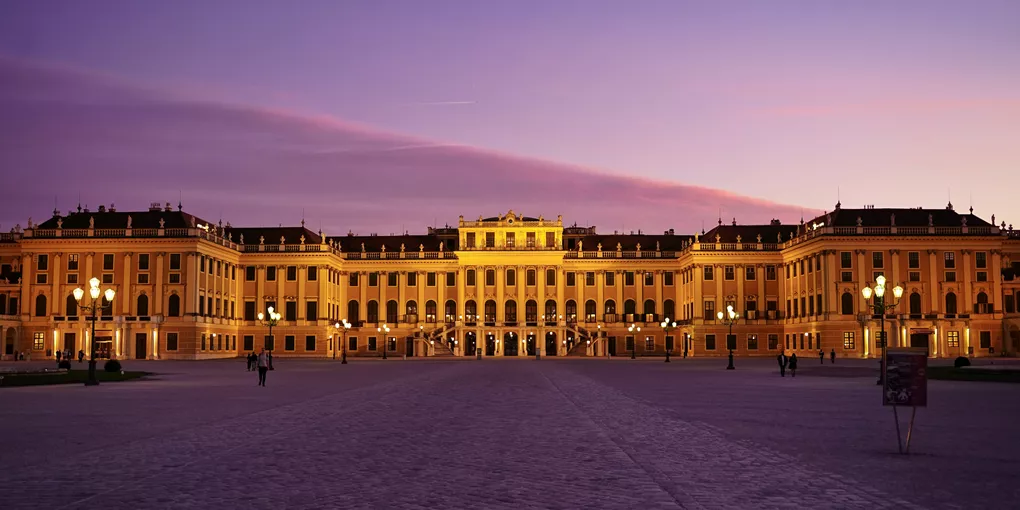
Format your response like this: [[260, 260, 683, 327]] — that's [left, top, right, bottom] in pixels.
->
[[883, 347, 927, 455]]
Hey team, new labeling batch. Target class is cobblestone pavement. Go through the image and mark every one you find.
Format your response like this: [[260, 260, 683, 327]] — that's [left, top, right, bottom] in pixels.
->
[[0, 358, 1015, 509]]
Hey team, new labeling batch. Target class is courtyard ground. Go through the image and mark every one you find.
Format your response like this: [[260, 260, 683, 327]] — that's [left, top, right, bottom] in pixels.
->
[[0, 357, 1015, 509]]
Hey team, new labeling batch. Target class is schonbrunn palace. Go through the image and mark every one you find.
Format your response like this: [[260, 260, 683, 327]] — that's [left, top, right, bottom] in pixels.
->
[[1, 201, 1018, 361]]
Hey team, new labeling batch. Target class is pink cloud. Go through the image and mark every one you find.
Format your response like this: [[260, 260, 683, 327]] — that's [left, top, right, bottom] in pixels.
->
[[0, 55, 815, 234]]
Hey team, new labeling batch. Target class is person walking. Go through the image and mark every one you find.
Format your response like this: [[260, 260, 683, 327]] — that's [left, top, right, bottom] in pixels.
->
[[830, 349, 836, 364], [777, 352, 787, 377], [819, 349, 825, 364], [56, 350, 62, 363], [789, 353, 798, 377], [257, 349, 269, 387], [78, 350, 85, 363]]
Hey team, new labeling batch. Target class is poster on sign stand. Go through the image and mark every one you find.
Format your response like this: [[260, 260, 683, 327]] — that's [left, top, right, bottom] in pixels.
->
[[883, 347, 928, 454]]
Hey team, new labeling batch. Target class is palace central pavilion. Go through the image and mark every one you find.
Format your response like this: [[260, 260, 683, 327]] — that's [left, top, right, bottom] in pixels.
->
[[1, 202, 1018, 360]]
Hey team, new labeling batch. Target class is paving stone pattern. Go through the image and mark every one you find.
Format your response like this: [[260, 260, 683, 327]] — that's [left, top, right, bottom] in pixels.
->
[[0, 358, 1015, 509]]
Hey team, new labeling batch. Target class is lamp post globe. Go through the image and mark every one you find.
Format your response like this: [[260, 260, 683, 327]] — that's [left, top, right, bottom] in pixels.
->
[[75, 278, 114, 386], [863, 278, 904, 386]]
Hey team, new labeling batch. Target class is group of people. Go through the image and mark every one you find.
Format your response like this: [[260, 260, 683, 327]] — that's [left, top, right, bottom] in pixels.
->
[[246, 349, 272, 387], [777, 348, 837, 377], [54, 349, 86, 364]]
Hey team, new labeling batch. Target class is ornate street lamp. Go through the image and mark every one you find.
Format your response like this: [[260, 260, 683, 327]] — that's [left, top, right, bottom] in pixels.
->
[[661, 317, 677, 363], [628, 323, 641, 359], [73, 277, 115, 386], [333, 319, 352, 363], [257, 306, 282, 353], [717, 305, 738, 370], [862, 275, 904, 385], [377, 323, 391, 359]]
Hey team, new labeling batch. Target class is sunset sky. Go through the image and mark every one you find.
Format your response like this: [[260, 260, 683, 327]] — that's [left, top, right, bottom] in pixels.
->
[[1, 0, 1018, 233]]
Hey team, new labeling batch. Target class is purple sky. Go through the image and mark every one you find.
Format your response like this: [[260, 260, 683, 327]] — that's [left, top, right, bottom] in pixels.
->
[[1, 0, 1018, 232]]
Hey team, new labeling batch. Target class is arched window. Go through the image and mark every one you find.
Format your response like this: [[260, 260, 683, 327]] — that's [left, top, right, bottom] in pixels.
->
[[643, 299, 656, 316], [35, 294, 47, 317], [347, 300, 360, 324], [605, 300, 616, 315], [366, 300, 379, 323], [405, 300, 418, 316], [484, 300, 497, 323], [425, 300, 437, 323], [909, 292, 922, 315], [444, 300, 457, 322], [624, 299, 636, 315], [525, 300, 538, 322], [386, 300, 398, 323], [66, 293, 78, 316], [137, 294, 149, 317], [168, 294, 181, 317], [545, 299, 557, 320], [565, 300, 577, 322], [841, 292, 854, 315], [663, 300, 675, 321], [505, 300, 517, 322], [976, 292, 989, 313], [584, 300, 597, 321], [945, 292, 957, 315], [465, 300, 477, 320]]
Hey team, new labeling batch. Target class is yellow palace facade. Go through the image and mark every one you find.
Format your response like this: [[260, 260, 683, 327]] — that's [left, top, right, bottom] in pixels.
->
[[1, 202, 1019, 361]]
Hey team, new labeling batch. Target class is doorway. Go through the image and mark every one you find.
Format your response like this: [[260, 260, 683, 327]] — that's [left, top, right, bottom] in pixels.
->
[[465, 332, 477, 356], [485, 334, 496, 356], [503, 332, 518, 356], [405, 337, 415, 357], [64, 332, 76, 353], [95, 337, 113, 359], [135, 333, 147, 359], [526, 334, 536, 355], [910, 332, 930, 350], [608, 336, 617, 356], [546, 332, 557, 356]]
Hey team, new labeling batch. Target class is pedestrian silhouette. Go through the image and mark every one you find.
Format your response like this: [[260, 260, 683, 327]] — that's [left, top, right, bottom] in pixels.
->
[[789, 353, 798, 377], [830, 348, 836, 364], [777, 352, 787, 377], [819, 349, 825, 364]]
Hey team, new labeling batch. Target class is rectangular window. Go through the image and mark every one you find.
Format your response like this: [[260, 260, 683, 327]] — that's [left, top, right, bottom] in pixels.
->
[[306, 301, 318, 321], [841, 271, 854, 282], [644, 336, 654, 352], [945, 271, 956, 282], [605, 272, 615, 286], [67, 254, 79, 271], [166, 332, 179, 351], [305, 335, 316, 351], [908, 252, 920, 269], [704, 301, 715, 319], [387, 272, 398, 287], [446, 272, 456, 287], [786, 265, 791, 279], [485, 232, 495, 248], [798, 260, 804, 275], [242, 335, 253, 351], [843, 332, 855, 349], [976, 271, 987, 282], [201, 334, 207, 350], [724, 266, 735, 281], [624, 271, 635, 286], [947, 331, 960, 348], [349, 336, 359, 351], [102, 253, 114, 271], [526, 269, 536, 286], [33, 332, 44, 350], [506, 232, 515, 248], [466, 270, 476, 286], [407, 272, 417, 286], [703, 266, 714, 281], [766, 265, 777, 281], [169, 273, 181, 284], [873, 271, 884, 282], [67, 273, 78, 284], [767, 334, 779, 350], [546, 232, 556, 248], [663, 271, 674, 286], [245, 266, 256, 281], [485, 269, 496, 286], [285, 335, 296, 351], [506, 269, 516, 287], [307, 266, 318, 281], [37, 254, 49, 271], [527, 232, 536, 248], [285, 301, 297, 321], [36, 273, 48, 284], [745, 266, 756, 281], [388, 337, 397, 351], [944, 252, 955, 268], [349, 272, 360, 286], [137, 273, 149, 284], [102, 273, 113, 284], [427, 272, 436, 287], [245, 302, 256, 321], [546, 269, 556, 286], [286, 266, 297, 281], [169, 253, 181, 271], [368, 272, 378, 286], [586, 272, 597, 286], [138, 253, 150, 271], [644, 272, 654, 286], [976, 252, 987, 269], [705, 334, 716, 350], [625, 336, 635, 351], [840, 251, 852, 269], [266, 266, 277, 281], [466, 233, 476, 248], [909, 271, 921, 282], [200, 257, 206, 273], [979, 331, 991, 349], [872, 252, 883, 269], [566, 272, 576, 287], [747, 334, 758, 350]]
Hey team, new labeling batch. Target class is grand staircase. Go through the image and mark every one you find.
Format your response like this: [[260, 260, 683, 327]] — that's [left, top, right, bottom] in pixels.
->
[[423, 323, 456, 357], [565, 323, 593, 356]]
